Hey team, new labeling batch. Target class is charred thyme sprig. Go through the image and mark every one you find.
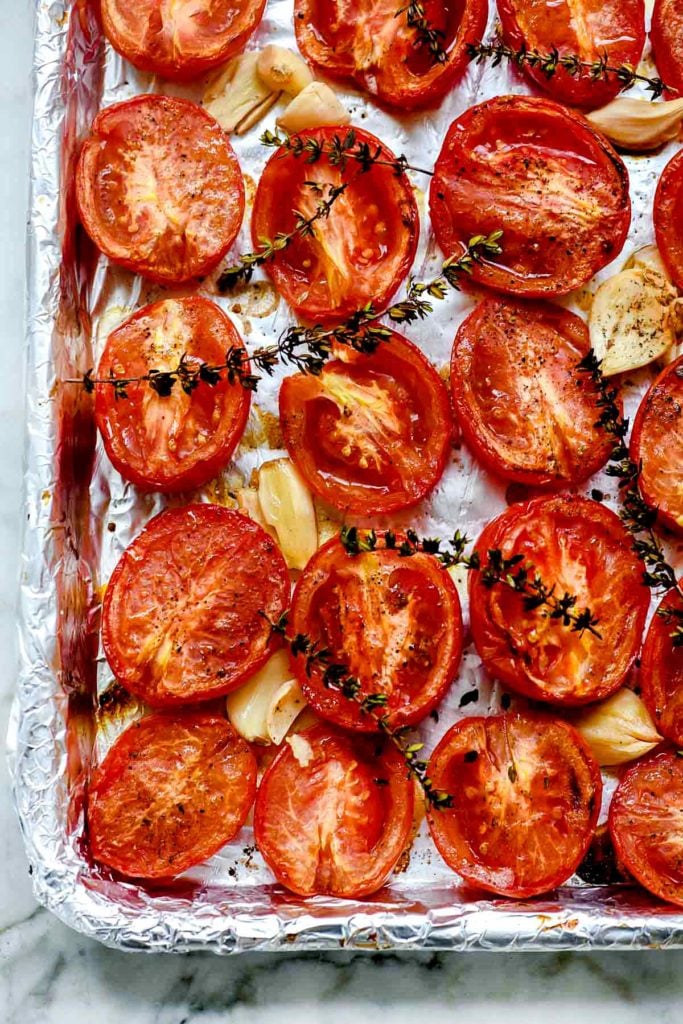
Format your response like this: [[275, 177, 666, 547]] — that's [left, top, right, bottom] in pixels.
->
[[266, 611, 453, 809], [397, 0, 448, 66], [467, 40, 673, 100], [260, 127, 434, 178]]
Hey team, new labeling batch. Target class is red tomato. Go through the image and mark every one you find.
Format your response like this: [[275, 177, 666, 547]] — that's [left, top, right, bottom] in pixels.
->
[[279, 332, 452, 515], [251, 127, 418, 323], [450, 297, 616, 487], [95, 298, 250, 493], [630, 355, 683, 535], [654, 152, 683, 292], [641, 585, 683, 746], [76, 96, 244, 284], [652, 0, 683, 97], [429, 95, 630, 297], [497, 0, 645, 109], [288, 536, 463, 731], [294, 0, 488, 111], [101, 0, 266, 81], [427, 713, 602, 898], [102, 505, 290, 706], [88, 712, 257, 880], [254, 724, 414, 897], [469, 495, 649, 705], [610, 751, 683, 908]]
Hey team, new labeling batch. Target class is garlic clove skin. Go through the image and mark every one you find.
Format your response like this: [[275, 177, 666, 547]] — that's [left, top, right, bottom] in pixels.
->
[[203, 52, 278, 134], [256, 458, 318, 570], [257, 45, 313, 96], [586, 97, 683, 152], [625, 243, 672, 282], [277, 82, 351, 133], [226, 650, 306, 745], [573, 688, 662, 766]]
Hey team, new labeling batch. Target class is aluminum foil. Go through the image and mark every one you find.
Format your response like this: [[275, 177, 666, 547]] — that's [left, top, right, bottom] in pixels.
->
[[9, 0, 683, 952]]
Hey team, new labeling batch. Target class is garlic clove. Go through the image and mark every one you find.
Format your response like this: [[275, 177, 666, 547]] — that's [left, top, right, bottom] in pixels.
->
[[226, 650, 306, 745], [257, 458, 318, 570], [203, 52, 278, 134], [277, 82, 351, 133], [257, 45, 313, 96], [625, 243, 672, 282], [573, 688, 662, 766], [236, 487, 275, 537], [586, 97, 683, 152]]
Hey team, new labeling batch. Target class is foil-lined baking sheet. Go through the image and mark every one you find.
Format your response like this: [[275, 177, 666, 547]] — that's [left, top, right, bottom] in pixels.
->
[[8, 0, 683, 952]]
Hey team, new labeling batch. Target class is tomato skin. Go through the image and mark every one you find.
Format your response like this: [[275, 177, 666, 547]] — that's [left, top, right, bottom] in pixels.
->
[[76, 96, 244, 284], [251, 127, 418, 324], [101, 505, 290, 706], [640, 585, 683, 746], [610, 751, 683, 908], [497, 0, 645, 110], [469, 495, 649, 706], [294, 0, 488, 111], [254, 724, 414, 897], [450, 297, 616, 487], [655, 153, 683, 293], [288, 536, 463, 732], [652, 0, 683, 97], [630, 356, 683, 535], [101, 0, 266, 81], [279, 332, 453, 515], [95, 298, 250, 493], [88, 712, 257, 880], [427, 713, 602, 898], [429, 95, 630, 297]]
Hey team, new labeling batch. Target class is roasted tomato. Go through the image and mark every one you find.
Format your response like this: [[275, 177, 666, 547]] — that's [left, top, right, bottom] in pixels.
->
[[610, 751, 683, 908], [450, 297, 616, 487], [76, 96, 244, 283], [251, 127, 418, 323], [641, 585, 683, 746], [469, 495, 649, 705], [497, 0, 645, 109], [654, 152, 683, 292], [630, 356, 683, 534], [101, 0, 266, 81], [88, 712, 257, 880], [102, 505, 290, 706], [429, 95, 630, 297], [279, 332, 452, 515], [652, 0, 683, 97], [294, 0, 488, 111], [95, 298, 250, 493], [254, 724, 414, 897], [289, 536, 463, 731], [427, 713, 602, 898]]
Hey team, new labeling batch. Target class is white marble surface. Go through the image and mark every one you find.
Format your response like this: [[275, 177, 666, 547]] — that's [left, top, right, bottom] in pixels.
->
[[3, 4, 683, 1021]]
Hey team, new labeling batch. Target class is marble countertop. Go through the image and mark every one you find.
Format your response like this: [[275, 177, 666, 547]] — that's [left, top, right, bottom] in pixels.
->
[[3, 5, 683, 1021]]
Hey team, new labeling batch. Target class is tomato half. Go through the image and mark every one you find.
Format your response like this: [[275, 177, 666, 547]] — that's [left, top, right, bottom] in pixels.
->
[[279, 332, 452, 515], [469, 495, 649, 705], [497, 0, 645, 109], [254, 724, 414, 897], [76, 96, 244, 284], [88, 712, 257, 880], [630, 355, 683, 535], [652, 0, 683, 97], [294, 0, 487, 111], [429, 95, 630, 297], [427, 713, 602, 898], [289, 536, 463, 731], [450, 297, 616, 487], [641, 585, 683, 746], [610, 751, 683, 908], [102, 505, 290, 706], [251, 127, 418, 323], [95, 298, 250, 493], [101, 0, 266, 81], [654, 151, 683, 293]]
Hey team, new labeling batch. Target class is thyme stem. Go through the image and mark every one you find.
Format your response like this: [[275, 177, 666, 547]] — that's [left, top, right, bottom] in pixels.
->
[[260, 127, 434, 178], [397, 0, 449, 66]]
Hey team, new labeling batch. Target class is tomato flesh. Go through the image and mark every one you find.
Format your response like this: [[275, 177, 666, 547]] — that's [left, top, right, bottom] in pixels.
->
[[641, 585, 683, 746], [655, 154, 683, 294], [630, 355, 683, 535], [652, 0, 683, 97]]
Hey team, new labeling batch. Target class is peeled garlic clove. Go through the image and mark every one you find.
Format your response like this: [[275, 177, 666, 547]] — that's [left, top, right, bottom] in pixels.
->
[[257, 458, 318, 570], [257, 45, 313, 96], [203, 52, 278, 134], [236, 487, 274, 535], [226, 650, 306, 745], [574, 688, 662, 766], [589, 267, 679, 375], [277, 82, 350, 133], [586, 97, 683, 152]]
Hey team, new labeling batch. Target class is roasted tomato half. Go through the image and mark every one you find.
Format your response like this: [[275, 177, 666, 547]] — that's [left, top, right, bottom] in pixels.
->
[[630, 355, 683, 535], [289, 536, 463, 731], [251, 126, 418, 323], [641, 585, 683, 746], [254, 724, 414, 897], [469, 495, 649, 705], [102, 505, 290, 706], [101, 0, 266, 81], [652, 0, 683, 97], [279, 331, 453, 515], [654, 152, 683, 292], [88, 712, 257, 880], [497, 0, 645, 109], [294, 0, 488, 111], [76, 96, 244, 283], [450, 296, 616, 486], [429, 95, 630, 297], [427, 713, 602, 898], [610, 751, 683, 908], [95, 297, 250, 493]]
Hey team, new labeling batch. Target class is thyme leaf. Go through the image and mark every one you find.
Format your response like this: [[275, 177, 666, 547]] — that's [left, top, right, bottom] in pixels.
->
[[260, 127, 434, 178], [396, 0, 449, 66]]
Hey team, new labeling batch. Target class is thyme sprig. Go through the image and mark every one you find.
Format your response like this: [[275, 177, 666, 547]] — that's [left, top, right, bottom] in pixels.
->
[[466, 40, 673, 100], [267, 612, 453, 809], [260, 127, 434, 178], [397, 0, 448, 66], [340, 526, 602, 637]]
